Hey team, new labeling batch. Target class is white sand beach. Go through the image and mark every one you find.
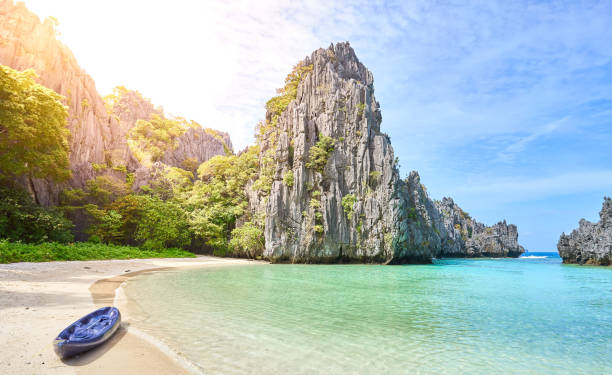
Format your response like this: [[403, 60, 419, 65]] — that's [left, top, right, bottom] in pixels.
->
[[0, 256, 261, 374]]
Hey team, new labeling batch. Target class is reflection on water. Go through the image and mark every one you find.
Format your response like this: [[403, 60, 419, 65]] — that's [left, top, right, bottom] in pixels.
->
[[124, 256, 612, 375]]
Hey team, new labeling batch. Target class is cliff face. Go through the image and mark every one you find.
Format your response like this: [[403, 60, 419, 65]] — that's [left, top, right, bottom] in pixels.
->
[[260, 43, 523, 263], [558, 197, 612, 265], [0, 1, 230, 204], [161, 127, 232, 171], [262, 43, 421, 263], [1, 1, 114, 204]]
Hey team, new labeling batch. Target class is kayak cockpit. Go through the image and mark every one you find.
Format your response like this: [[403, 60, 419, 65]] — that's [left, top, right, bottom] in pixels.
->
[[54, 306, 121, 359]]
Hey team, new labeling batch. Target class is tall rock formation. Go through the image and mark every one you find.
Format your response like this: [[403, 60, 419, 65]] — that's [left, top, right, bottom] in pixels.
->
[[557, 197, 612, 266], [259, 42, 523, 263], [0, 1, 230, 205], [261, 43, 411, 263]]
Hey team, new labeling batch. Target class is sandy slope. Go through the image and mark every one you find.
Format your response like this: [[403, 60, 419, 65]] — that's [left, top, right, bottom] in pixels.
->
[[0, 256, 259, 374]]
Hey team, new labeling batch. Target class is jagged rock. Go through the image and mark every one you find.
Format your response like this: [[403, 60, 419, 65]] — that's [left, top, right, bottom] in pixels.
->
[[106, 89, 159, 171], [434, 197, 524, 257], [161, 127, 232, 172], [557, 197, 612, 265], [0, 1, 231, 204], [260, 42, 523, 263]]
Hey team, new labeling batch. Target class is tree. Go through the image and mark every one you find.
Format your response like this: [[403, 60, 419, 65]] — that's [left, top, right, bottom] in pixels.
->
[[0, 186, 73, 243], [84, 204, 123, 244], [0, 65, 70, 181], [108, 194, 149, 245], [183, 146, 259, 253], [145, 165, 194, 200], [128, 114, 186, 164], [135, 196, 191, 250], [84, 176, 129, 207], [230, 222, 264, 258]]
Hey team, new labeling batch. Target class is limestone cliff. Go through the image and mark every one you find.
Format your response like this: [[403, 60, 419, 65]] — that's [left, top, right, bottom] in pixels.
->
[[1, 0, 113, 204], [259, 42, 523, 263], [0, 0, 230, 204], [557, 197, 612, 265], [106, 87, 232, 175]]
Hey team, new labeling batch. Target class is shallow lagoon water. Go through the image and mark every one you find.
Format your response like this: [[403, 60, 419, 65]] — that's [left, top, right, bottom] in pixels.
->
[[124, 254, 611, 374]]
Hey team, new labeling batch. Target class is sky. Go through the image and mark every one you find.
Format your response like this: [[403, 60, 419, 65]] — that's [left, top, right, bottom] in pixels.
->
[[22, 0, 612, 251]]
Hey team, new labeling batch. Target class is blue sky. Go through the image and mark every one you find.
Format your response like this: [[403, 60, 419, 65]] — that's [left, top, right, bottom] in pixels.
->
[[351, 1, 612, 251], [25, 0, 612, 251]]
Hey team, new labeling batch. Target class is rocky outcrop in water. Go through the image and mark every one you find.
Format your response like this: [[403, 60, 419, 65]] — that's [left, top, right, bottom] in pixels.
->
[[434, 197, 524, 257], [557, 197, 612, 265], [0, 1, 230, 204], [259, 43, 523, 263]]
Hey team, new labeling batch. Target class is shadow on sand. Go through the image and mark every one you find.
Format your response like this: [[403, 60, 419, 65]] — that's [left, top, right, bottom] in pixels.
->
[[61, 322, 130, 366]]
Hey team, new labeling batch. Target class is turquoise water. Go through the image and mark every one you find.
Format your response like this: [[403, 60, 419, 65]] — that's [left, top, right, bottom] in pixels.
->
[[124, 254, 612, 374]]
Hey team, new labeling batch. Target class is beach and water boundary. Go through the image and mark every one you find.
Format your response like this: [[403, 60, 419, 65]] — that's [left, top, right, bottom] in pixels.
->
[[2, 253, 610, 374], [0, 256, 262, 374]]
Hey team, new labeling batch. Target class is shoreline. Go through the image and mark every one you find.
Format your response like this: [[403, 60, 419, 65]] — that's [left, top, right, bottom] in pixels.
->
[[0, 256, 264, 374]]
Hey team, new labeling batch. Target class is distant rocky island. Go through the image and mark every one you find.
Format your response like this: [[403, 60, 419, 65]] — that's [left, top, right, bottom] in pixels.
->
[[558, 197, 612, 266], [0, 1, 524, 263]]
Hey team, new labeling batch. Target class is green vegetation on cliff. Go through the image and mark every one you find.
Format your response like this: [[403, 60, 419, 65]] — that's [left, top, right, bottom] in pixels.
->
[[0, 65, 70, 181], [306, 134, 336, 172], [342, 194, 357, 221], [265, 63, 313, 124], [185, 146, 260, 255], [128, 114, 187, 163], [254, 64, 314, 195]]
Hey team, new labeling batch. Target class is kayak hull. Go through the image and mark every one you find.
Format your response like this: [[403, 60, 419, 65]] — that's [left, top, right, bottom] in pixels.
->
[[53, 307, 121, 359]]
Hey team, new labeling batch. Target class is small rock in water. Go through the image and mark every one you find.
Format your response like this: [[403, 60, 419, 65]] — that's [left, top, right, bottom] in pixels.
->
[[84, 266, 91, 269], [124, 269, 130, 273], [558, 197, 612, 266]]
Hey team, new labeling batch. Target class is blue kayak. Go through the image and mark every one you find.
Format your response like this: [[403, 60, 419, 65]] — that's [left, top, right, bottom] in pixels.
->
[[53, 306, 121, 359]]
